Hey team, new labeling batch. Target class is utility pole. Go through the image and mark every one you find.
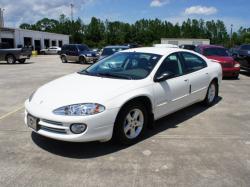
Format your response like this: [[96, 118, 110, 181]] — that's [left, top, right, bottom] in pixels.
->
[[230, 24, 233, 47], [0, 8, 4, 28], [70, 3, 74, 21]]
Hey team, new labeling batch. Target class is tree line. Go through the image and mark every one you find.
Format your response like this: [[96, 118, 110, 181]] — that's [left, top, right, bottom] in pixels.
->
[[20, 14, 250, 48]]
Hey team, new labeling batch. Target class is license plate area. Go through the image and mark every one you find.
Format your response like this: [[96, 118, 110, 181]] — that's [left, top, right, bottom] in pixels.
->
[[27, 114, 39, 131]]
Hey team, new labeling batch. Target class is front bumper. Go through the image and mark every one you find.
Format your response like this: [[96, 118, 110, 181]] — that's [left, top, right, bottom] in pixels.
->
[[222, 67, 240, 77], [24, 100, 119, 142], [85, 56, 98, 63]]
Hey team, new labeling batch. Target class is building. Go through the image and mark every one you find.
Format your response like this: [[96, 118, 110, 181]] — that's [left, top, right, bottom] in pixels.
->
[[0, 27, 69, 51], [161, 38, 210, 46]]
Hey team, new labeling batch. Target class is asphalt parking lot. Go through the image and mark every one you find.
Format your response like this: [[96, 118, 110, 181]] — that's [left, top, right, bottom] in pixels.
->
[[0, 55, 250, 187]]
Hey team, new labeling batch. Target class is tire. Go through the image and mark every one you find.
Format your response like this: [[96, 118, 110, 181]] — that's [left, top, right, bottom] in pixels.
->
[[41, 51, 45, 55], [79, 56, 86, 64], [6, 55, 16, 64], [18, 59, 26, 64], [203, 81, 218, 106], [61, 56, 67, 63], [113, 102, 148, 145]]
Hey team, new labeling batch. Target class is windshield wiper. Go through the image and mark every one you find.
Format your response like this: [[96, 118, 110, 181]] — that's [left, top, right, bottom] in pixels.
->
[[96, 72, 132, 80], [78, 70, 90, 75]]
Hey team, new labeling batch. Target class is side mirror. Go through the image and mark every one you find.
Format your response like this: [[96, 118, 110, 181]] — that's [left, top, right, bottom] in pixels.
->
[[154, 72, 174, 82]]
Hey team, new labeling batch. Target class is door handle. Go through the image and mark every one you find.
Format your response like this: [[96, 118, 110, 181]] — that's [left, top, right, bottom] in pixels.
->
[[184, 79, 189, 82]]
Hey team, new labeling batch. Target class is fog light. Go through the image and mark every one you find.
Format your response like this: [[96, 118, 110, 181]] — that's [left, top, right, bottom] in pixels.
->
[[70, 123, 87, 134]]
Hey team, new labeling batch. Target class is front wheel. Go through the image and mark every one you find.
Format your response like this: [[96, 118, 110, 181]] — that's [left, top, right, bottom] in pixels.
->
[[203, 81, 218, 106], [113, 102, 148, 145], [79, 56, 86, 64]]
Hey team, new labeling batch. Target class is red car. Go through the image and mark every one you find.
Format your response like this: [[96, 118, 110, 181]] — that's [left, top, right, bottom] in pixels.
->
[[196, 45, 240, 78]]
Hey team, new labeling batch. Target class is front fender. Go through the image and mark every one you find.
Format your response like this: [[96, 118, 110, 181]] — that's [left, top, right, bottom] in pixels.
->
[[105, 84, 155, 113]]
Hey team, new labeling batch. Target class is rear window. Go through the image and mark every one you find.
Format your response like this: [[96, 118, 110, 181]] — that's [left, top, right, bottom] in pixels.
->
[[203, 47, 229, 57], [62, 45, 69, 50]]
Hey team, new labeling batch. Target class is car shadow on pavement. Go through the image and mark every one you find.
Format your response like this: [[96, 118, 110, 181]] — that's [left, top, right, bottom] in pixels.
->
[[32, 97, 222, 159], [0, 62, 35, 65]]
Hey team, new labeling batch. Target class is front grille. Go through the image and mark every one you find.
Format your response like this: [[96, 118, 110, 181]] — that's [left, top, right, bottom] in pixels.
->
[[221, 62, 233, 68], [40, 126, 67, 134], [41, 119, 63, 126]]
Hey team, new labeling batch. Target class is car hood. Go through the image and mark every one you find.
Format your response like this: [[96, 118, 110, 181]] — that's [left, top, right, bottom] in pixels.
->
[[31, 73, 137, 110], [207, 56, 235, 63], [80, 51, 97, 57]]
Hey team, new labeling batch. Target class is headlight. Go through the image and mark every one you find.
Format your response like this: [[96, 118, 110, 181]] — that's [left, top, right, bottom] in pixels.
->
[[29, 91, 36, 102], [53, 103, 105, 116], [234, 63, 240, 68]]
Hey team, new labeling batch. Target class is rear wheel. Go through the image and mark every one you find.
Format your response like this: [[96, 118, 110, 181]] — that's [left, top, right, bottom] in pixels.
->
[[113, 102, 148, 145], [18, 59, 26, 64], [61, 56, 67, 63], [6, 55, 16, 64], [203, 81, 218, 106]]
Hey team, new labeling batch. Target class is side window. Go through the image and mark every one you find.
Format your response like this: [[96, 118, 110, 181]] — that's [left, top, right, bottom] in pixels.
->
[[156, 53, 183, 78], [181, 52, 207, 73]]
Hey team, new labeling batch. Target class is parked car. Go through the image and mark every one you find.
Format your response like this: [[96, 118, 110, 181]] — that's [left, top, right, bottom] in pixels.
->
[[123, 43, 140, 48], [0, 42, 32, 64], [40, 46, 61, 55], [195, 45, 240, 78], [153, 44, 179, 48], [99, 45, 129, 60], [25, 47, 222, 145], [60, 44, 98, 64], [230, 44, 250, 72], [179, 44, 196, 51]]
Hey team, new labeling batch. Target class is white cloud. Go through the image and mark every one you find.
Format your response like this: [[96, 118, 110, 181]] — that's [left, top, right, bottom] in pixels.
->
[[0, 0, 94, 27], [184, 6, 218, 15], [150, 0, 169, 7]]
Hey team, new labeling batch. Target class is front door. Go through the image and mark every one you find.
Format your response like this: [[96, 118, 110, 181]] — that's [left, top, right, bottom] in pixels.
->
[[153, 53, 190, 119]]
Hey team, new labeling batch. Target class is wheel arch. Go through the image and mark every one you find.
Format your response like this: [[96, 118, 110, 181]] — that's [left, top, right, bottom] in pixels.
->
[[5, 53, 15, 60], [114, 95, 154, 128]]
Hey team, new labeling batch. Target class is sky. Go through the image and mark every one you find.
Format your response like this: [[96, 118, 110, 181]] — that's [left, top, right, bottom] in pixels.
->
[[1, 0, 250, 31]]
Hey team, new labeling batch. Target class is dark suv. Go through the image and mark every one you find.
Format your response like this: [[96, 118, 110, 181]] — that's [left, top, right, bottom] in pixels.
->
[[231, 44, 250, 72], [60, 44, 98, 64]]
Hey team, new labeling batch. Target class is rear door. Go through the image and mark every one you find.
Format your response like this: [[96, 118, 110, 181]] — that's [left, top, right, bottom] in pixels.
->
[[153, 53, 190, 119], [180, 52, 210, 104]]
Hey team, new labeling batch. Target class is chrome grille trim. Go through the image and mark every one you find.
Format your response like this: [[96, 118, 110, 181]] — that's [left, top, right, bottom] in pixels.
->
[[41, 119, 63, 126], [40, 126, 67, 134]]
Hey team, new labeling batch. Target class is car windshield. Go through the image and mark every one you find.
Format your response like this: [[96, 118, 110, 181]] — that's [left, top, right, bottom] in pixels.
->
[[204, 47, 229, 57], [79, 52, 162, 80], [102, 47, 128, 56], [78, 45, 90, 51], [241, 45, 250, 50]]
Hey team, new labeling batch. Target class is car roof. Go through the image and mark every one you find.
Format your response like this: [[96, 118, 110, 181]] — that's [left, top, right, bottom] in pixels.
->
[[104, 45, 129, 49], [121, 47, 191, 56], [198, 44, 225, 49]]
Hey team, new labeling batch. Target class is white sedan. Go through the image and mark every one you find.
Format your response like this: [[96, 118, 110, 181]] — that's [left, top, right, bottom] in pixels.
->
[[25, 47, 222, 144], [40, 46, 61, 55]]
